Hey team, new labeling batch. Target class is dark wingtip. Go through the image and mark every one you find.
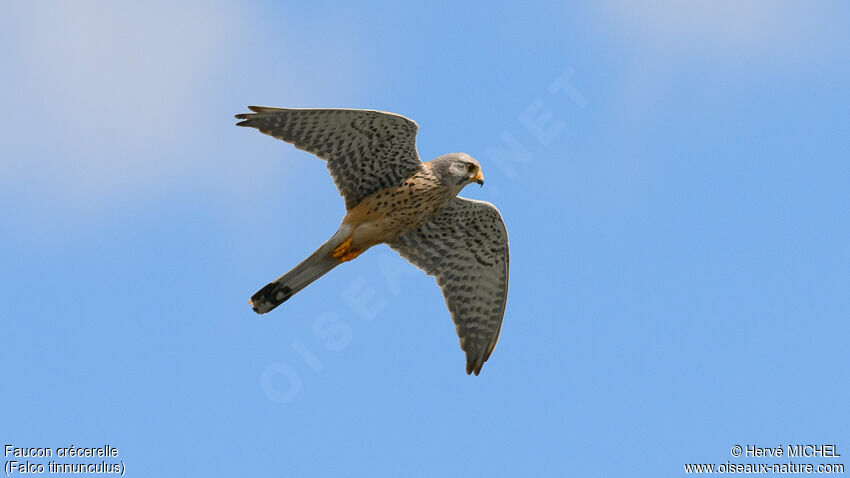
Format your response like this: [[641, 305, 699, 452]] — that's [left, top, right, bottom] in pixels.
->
[[234, 111, 253, 127], [235, 106, 268, 124]]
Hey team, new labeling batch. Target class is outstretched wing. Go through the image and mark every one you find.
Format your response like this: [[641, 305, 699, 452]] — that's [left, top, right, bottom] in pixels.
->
[[235, 107, 423, 210], [389, 197, 510, 375]]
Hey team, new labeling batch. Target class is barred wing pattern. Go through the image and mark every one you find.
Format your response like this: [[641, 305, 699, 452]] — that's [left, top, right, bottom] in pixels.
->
[[389, 197, 510, 375], [235, 107, 423, 210]]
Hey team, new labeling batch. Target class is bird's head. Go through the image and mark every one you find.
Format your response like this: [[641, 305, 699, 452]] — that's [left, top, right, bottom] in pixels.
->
[[429, 153, 484, 189]]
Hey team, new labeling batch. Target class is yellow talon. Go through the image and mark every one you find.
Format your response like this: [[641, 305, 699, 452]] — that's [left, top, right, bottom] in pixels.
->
[[339, 249, 363, 262], [331, 238, 363, 262], [332, 238, 353, 258]]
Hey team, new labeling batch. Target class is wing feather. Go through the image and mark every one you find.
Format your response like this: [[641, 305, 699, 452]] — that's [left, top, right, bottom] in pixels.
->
[[389, 197, 510, 375], [235, 107, 422, 210]]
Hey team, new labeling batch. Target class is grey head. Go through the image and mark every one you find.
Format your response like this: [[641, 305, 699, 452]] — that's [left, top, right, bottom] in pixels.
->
[[427, 152, 485, 190]]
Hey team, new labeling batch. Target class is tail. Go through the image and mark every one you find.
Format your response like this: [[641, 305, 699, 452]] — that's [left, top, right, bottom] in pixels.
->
[[249, 228, 349, 314]]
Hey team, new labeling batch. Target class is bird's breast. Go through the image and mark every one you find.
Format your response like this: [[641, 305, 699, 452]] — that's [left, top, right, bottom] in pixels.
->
[[342, 174, 455, 244]]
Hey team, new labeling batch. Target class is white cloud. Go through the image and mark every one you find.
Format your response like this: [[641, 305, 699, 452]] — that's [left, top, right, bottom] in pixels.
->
[[1, 1, 240, 205], [0, 2, 377, 240], [595, 0, 841, 63], [587, 0, 845, 122]]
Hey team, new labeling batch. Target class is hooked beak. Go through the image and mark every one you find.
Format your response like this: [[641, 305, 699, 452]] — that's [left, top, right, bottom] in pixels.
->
[[473, 171, 484, 187]]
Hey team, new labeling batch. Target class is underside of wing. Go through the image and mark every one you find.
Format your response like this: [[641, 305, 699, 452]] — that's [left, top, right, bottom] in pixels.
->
[[235, 107, 423, 210], [389, 197, 510, 375]]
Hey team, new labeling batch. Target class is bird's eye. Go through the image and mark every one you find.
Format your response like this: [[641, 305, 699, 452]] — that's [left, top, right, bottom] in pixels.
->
[[466, 163, 476, 173]]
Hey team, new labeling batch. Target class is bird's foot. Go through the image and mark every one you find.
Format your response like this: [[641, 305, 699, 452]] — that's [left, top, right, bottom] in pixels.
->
[[332, 238, 363, 262], [339, 248, 363, 262], [332, 238, 352, 258]]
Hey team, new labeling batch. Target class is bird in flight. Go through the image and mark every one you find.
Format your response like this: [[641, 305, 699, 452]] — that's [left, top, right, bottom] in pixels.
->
[[235, 107, 509, 375]]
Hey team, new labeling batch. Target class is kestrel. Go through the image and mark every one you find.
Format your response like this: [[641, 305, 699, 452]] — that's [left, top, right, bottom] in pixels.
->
[[235, 107, 509, 375]]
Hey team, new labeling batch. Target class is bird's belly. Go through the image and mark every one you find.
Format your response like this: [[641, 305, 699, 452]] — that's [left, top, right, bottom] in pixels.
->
[[349, 207, 432, 247], [343, 185, 452, 249]]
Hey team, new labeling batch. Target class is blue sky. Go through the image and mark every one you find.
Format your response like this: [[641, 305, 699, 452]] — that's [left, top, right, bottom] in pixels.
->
[[2, 1, 849, 476]]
